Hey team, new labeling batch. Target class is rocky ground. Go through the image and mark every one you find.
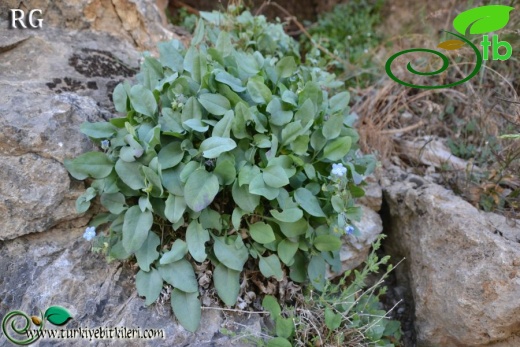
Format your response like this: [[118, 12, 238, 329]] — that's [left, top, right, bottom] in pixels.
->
[[1, 1, 520, 346]]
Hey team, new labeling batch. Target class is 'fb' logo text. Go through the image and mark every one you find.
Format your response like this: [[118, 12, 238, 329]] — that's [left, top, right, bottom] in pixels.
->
[[385, 5, 514, 89]]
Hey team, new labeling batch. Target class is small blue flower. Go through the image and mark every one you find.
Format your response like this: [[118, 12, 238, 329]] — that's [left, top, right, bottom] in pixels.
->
[[101, 140, 110, 150], [345, 225, 355, 235], [331, 163, 347, 177], [83, 226, 96, 241]]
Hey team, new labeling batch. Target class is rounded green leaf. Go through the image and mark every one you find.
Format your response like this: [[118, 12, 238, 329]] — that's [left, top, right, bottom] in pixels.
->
[[135, 232, 160, 271], [191, 18, 205, 45], [184, 169, 219, 212], [325, 307, 342, 330], [158, 142, 184, 169], [159, 259, 198, 293], [112, 82, 128, 113], [179, 161, 199, 183], [212, 110, 234, 138], [213, 236, 248, 271], [44, 306, 73, 326], [275, 56, 297, 79], [215, 70, 245, 92], [289, 252, 307, 283], [158, 41, 184, 72], [182, 97, 202, 123], [171, 289, 201, 332], [122, 205, 153, 253], [267, 98, 293, 126], [136, 268, 163, 306], [160, 239, 188, 264], [453, 5, 514, 35], [198, 93, 231, 116], [263, 165, 289, 188], [276, 218, 308, 238], [165, 194, 186, 224], [322, 136, 352, 161], [314, 234, 342, 252], [142, 166, 163, 196], [270, 208, 303, 223], [247, 76, 272, 104], [281, 121, 303, 145], [213, 263, 240, 306], [294, 188, 326, 217], [162, 165, 185, 196], [232, 181, 260, 213], [184, 47, 207, 83], [308, 255, 326, 291], [322, 113, 343, 140], [199, 137, 237, 159], [100, 192, 126, 215], [249, 173, 279, 200], [115, 159, 145, 190], [186, 220, 210, 262], [64, 152, 113, 180], [129, 84, 157, 118], [214, 159, 236, 186], [262, 295, 281, 317], [259, 254, 283, 281], [329, 91, 350, 114], [277, 239, 299, 265], [76, 195, 91, 214], [249, 222, 276, 244], [80, 121, 117, 139], [275, 317, 294, 339], [267, 337, 292, 347]]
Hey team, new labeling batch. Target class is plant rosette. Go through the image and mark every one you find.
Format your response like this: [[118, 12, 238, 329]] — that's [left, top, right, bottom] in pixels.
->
[[64, 11, 375, 332]]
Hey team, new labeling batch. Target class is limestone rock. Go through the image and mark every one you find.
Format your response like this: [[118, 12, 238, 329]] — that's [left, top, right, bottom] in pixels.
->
[[395, 136, 476, 172], [358, 175, 383, 212], [382, 168, 520, 347], [0, 0, 181, 50], [0, 226, 261, 346], [0, 27, 141, 240], [328, 205, 383, 278]]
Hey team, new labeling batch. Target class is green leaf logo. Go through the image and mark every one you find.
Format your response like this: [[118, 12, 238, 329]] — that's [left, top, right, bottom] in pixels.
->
[[43, 306, 73, 326], [453, 5, 514, 35]]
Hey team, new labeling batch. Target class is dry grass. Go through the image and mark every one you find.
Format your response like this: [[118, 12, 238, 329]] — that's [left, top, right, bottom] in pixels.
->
[[349, 1, 520, 215]]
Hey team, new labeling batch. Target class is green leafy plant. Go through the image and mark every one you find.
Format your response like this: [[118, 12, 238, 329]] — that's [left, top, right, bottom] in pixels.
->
[[259, 236, 401, 347], [64, 10, 375, 332], [302, 0, 384, 86], [168, 7, 198, 33]]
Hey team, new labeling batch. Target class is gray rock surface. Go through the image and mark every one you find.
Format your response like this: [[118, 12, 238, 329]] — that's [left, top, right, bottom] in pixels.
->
[[0, 0, 180, 51], [0, 27, 140, 240], [382, 167, 520, 347], [328, 205, 383, 278], [0, 226, 261, 346]]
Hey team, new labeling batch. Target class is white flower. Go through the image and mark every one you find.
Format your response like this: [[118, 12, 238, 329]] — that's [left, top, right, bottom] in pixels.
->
[[83, 226, 96, 241], [347, 35, 352, 40], [331, 163, 347, 177]]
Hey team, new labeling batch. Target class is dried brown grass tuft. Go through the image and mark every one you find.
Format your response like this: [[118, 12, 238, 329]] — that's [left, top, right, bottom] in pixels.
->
[[352, 3, 520, 215]]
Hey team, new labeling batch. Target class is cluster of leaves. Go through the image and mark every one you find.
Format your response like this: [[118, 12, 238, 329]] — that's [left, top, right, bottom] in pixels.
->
[[64, 10, 375, 333], [168, 7, 198, 33], [302, 0, 384, 86], [229, 236, 401, 346], [199, 9, 301, 59]]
